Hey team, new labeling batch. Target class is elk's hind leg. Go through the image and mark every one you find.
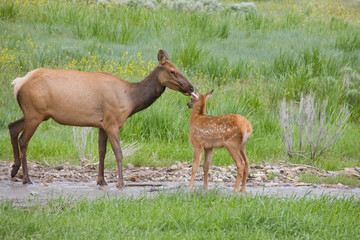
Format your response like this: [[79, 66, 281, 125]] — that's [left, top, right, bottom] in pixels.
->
[[8, 117, 25, 178], [18, 118, 42, 184]]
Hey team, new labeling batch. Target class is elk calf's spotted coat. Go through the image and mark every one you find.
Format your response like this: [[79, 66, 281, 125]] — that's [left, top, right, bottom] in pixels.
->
[[187, 90, 252, 192]]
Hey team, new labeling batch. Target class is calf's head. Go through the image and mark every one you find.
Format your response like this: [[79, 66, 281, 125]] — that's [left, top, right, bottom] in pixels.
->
[[187, 89, 213, 109]]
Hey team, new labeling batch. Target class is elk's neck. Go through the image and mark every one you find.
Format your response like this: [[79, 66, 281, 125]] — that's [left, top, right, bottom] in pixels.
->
[[129, 67, 165, 116], [191, 99, 207, 118]]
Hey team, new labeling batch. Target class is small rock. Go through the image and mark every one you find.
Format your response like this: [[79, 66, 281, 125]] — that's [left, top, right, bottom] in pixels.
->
[[30, 191, 39, 196], [255, 177, 262, 182], [266, 182, 279, 187], [129, 175, 142, 182], [214, 178, 223, 183], [269, 169, 281, 174], [54, 166, 64, 171], [294, 182, 311, 187], [84, 163, 98, 170], [126, 163, 135, 169], [252, 173, 266, 180], [170, 165, 178, 170], [45, 176, 53, 183]]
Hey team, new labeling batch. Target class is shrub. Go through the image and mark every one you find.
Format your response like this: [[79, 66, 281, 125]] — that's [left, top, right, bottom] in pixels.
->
[[228, 2, 257, 15], [279, 94, 350, 165]]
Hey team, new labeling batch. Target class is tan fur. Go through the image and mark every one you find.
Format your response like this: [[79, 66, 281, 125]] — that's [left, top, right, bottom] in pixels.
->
[[8, 50, 194, 187], [188, 90, 252, 192], [12, 69, 38, 98]]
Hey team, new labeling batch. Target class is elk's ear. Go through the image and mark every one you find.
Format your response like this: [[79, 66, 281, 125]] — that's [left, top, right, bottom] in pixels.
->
[[191, 88, 200, 100], [157, 50, 169, 65], [206, 89, 214, 100]]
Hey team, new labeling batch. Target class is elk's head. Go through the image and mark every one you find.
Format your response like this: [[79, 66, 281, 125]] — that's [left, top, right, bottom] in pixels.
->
[[187, 89, 213, 109], [157, 50, 194, 96]]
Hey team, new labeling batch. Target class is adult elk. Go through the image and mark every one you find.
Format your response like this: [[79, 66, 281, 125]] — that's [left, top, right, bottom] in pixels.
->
[[8, 50, 194, 188], [187, 89, 252, 192]]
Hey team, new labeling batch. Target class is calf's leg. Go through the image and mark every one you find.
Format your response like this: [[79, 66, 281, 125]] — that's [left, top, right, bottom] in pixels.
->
[[188, 146, 203, 190], [203, 148, 213, 189]]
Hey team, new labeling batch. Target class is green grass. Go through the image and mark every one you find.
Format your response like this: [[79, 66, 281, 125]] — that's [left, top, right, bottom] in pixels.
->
[[0, 0, 360, 170], [1, 192, 359, 239], [298, 173, 360, 188]]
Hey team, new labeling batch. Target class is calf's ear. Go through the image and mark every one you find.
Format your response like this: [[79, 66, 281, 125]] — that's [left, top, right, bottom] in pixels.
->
[[206, 89, 214, 100]]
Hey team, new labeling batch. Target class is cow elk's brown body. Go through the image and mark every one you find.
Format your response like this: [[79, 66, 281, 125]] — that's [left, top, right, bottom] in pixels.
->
[[187, 90, 252, 192], [8, 50, 194, 187]]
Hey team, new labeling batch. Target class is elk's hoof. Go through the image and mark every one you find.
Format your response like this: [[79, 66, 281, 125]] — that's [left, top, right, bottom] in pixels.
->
[[22, 178, 33, 185], [11, 165, 20, 178], [97, 179, 108, 186]]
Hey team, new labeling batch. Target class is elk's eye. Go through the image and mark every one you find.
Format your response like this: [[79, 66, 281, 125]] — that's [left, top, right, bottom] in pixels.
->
[[170, 71, 176, 76]]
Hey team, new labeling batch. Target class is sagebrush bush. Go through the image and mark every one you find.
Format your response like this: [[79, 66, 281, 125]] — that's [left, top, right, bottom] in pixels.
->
[[279, 94, 350, 165], [228, 2, 257, 15]]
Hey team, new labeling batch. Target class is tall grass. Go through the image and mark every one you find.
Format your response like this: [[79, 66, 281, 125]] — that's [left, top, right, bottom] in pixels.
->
[[0, 0, 359, 169]]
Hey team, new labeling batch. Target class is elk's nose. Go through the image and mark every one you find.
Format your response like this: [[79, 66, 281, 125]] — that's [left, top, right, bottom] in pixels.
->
[[189, 86, 194, 92]]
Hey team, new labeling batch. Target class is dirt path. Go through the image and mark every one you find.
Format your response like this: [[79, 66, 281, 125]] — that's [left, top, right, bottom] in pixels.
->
[[1, 160, 359, 204]]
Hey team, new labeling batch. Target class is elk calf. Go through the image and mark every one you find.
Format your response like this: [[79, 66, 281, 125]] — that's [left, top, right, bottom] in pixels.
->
[[187, 90, 252, 192]]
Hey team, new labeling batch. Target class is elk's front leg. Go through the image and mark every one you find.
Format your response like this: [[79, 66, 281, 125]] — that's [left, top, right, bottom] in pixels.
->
[[107, 129, 124, 188], [97, 128, 108, 186]]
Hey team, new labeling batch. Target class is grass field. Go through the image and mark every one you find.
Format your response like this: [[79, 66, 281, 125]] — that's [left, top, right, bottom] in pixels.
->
[[1, 1, 360, 238], [0, 0, 359, 171], [1, 191, 360, 239]]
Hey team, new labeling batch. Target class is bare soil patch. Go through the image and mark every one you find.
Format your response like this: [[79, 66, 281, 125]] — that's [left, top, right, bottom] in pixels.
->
[[1, 160, 360, 203]]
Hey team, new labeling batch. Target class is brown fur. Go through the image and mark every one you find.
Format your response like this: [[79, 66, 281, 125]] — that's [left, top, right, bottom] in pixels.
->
[[8, 50, 194, 187], [188, 90, 252, 192]]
